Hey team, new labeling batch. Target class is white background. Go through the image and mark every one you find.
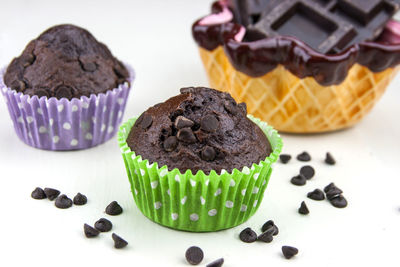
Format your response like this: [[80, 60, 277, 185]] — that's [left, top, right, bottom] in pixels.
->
[[0, 1, 399, 266]]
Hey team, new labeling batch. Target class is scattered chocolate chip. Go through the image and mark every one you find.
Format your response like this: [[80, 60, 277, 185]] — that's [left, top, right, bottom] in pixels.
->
[[201, 146, 216, 161], [112, 233, 128, 248], [325, 152, 336, 165], [84, 223, 99, 238], [324, 183, 339, 193], [282, 246, 298, 259], [223, 100, 237, 114], [261, 220, 279, 236], [257, 227, 275, 243], [290, 174, 307, 186], [35, 89, 49, 98], [206, 258, 224, 267], [185, 246, 204, 265], [105, 201, 123, 215], [140, 114, 153, 129], [10, 80, 26, 91], [55, 85, 73, 100], [326, 188, 343, 200], [44, 188, 60, 200], [300, 165, 315, 180], [239, 227, 257, 243], [82, 62, 97, 72], [163, 136, 178, 152], [238, 102, 247, 113], [177, 128, 197, 143], [307, 189, 325, 201], [279, 154, 291, 164], [297, 151, 311, 162], [298, 201, 309, 215], [174, 116, 194, 129], [329, 195, 348, 208], [73, 193, 87, 205], [31, 187, 46, 199], [200, 115, 219, 132], [94, 218, 113, 232], [55, 194, 73, 209]]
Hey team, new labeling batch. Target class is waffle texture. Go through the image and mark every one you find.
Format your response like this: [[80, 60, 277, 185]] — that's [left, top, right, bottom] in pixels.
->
[[199, 47, 398, 133]]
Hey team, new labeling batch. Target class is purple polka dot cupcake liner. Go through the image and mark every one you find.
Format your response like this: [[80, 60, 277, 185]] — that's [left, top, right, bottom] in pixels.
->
[[118, 115, 283, 232], [0, 65, 135, 150]]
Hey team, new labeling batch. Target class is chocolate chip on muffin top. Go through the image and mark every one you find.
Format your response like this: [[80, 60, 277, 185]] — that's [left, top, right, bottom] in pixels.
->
[[4, 24, 129, 100], [127, 87, 272, 174]]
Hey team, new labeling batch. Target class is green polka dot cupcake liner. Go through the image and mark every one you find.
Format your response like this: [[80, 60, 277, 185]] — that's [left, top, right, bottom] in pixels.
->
[[118, 115, 283, 232]]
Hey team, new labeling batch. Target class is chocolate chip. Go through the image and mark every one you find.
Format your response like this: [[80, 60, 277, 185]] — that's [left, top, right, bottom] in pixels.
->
[[163, 136, 178, 152], [140, 114, 153, 129], [105, 201, 123, 215], [55, 194, 73, 209], [55, 85, 73, 100], [84, 223, 99, 238], [238, 102, 247, 113], [298, 201, 309, 215], [279, 154, 291, 164], [326, 188, 343, 200], [95, 218, 113, 232], [82, 62, 97, 72], [180, 87, 195, 94], [185, 246, 204, 265], [325, 152, 336, 165], [112, 233, 128, 248], [290, 174, 306, 186], [174, 116, 194, 129], [223, 100, 237, 114], [44, 188, 60, 200], [201, 146, 216, 161], [177, 128, 196, 143], [201, 115, 219, 132], [257, 227, 275, 243], [35, 89, 49, 98], [239, 227, 257, 243], [324, 183, 339, 193], [206, 258, 224, 267], [73, 193, 87, 205], [307, 189, 325, 201], [31, 187, 46, 199], [282, 246, 298, 259], [300, 165, 315, 180], [261, 220, 279, 236], [329, 195, 348, 208], [10, 80, 26, 91], [297, 151, 311, 162], [22, 54, 35, 67]]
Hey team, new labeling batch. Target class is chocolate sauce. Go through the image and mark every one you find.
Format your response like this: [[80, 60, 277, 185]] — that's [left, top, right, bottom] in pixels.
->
[[192, 1, 400, 86]]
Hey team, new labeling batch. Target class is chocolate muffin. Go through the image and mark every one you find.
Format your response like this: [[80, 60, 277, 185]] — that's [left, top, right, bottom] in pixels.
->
[[4, 24, 129, 100], [127, 87, 271, 174]]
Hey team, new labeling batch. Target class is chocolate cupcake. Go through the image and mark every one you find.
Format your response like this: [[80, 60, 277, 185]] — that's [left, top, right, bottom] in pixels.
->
[[127, 87, 271, 174], [118, 87, 282, 232], [0, 24, 134, 150]]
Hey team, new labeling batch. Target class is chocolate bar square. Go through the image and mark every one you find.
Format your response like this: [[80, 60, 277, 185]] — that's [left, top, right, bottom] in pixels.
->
[[250, 0, 399, 53]]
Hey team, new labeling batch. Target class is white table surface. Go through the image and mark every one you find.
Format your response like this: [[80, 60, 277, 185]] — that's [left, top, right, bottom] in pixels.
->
[[1, 1, 399, 266]]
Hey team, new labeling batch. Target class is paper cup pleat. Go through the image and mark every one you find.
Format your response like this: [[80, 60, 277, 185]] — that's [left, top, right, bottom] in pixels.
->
[[0, 65, 135, 150], [118, 115, 283, 232]]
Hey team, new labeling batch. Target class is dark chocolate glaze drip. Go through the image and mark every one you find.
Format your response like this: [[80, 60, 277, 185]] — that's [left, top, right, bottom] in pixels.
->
[[192, 1, 400, 86]]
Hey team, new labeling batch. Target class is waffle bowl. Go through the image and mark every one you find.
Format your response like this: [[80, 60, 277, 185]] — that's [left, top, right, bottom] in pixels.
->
[[192, 1, 400, 133]]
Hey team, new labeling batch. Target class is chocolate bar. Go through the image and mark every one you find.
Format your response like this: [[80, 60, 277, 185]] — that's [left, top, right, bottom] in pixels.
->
[[227, 0, 272, 26], [245, 0, 400, 54]]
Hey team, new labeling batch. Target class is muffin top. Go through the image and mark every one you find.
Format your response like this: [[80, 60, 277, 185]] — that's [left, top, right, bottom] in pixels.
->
[[127, 87, 272, 174], [4, 24, 129, 100]]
